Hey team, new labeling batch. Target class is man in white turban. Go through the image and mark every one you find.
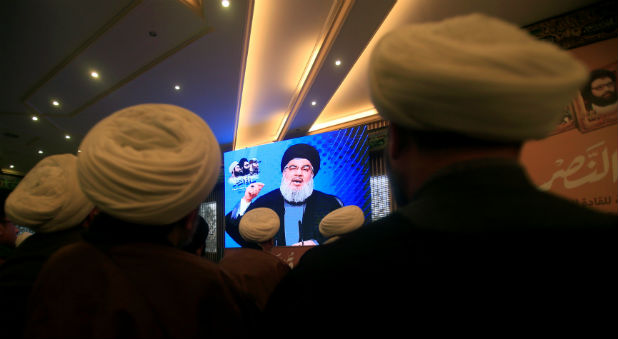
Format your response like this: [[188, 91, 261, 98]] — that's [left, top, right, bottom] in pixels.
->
[[318, 205, 365, 244], [1, 154, 95, 339], [228, 160, 245, 185], [23, 104, 254, 338], [220, 208, 290, 311], [239, 207, 281, 251], [5, 154, 94, 233], [265, 13, 617, 336]]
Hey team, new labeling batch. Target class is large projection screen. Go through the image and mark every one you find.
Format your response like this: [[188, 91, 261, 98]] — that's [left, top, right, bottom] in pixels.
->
[[223, 126, 370, 248]]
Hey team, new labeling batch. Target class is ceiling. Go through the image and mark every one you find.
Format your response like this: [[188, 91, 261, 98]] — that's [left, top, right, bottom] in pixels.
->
[[0, 0, 601, 175]]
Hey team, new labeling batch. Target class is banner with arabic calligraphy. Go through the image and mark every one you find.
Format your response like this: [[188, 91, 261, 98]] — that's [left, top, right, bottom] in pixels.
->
[[521, 37, 617, 214]]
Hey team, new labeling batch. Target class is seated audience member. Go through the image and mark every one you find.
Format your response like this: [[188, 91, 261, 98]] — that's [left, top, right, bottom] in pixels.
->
[[220, 208, 290, 311], [181, 215, 209, 257], [0, 193, 17, 265], [265, 14, 617, 336], [318, 205, 365, 244], [23, 104, 254, 338], [0, 154, 95, 339], [239, 207, 281, 252]]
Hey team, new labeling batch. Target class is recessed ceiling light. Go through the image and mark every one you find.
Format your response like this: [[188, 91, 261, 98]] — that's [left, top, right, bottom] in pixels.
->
[[38, 150, 44, 154], [174, 85, 181, 91], [311, 101, 317, 106], [221, 0, 230, 7], [65, 135, 71, 140], [90, 71, 99, 79], [51, 100, 60, 107], [335, 59, 342, 66], [32, 116, 39, 121]]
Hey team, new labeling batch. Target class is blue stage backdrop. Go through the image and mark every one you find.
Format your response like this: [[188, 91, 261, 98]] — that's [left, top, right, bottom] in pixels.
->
[[223, 126, 370, 248]]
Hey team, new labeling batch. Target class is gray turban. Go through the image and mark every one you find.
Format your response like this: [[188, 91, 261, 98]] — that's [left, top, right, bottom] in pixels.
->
[[77, 103, 221, 225], [5, 154, 94, 233], [239, 208, 280, 243], [369, 13, 588, 141], [319, 205, 365, 239]]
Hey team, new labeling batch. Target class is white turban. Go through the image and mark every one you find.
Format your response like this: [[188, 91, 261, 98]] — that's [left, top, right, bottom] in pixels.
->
[[239, 208, 280, 243], [228, 161, 239, 174], [5, 154, 94, 233], [369, 13, 588, 141], [319, 205, 365, 239], [77, 104, 221, 225]]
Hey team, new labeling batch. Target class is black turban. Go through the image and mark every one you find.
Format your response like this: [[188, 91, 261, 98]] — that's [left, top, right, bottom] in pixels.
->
[[280, 143, 320, 176]]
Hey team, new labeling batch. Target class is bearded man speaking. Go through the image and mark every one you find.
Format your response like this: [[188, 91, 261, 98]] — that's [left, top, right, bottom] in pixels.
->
[[225, 143, 343, 247]]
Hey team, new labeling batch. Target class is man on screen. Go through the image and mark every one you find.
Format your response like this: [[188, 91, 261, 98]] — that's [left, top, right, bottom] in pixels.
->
[[226, 143, 343, 247], [249, 158, 260, 175], [238, 158, 251, 175]]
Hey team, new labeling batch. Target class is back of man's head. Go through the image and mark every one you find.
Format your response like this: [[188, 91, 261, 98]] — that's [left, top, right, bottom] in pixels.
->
[[369, 13, 588, 146], [239, 208, 280, 249], [76, 103, 221, 227], [182, 216, 209, 256], [5, 154, 94, 233], [319, 205, 365, 244]]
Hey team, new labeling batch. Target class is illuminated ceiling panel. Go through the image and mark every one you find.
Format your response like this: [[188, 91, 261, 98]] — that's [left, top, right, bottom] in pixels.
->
[[311, 0, 602, 132], [310, 0, 418, 131], [234, 0, 336, 149], [1, 0, 601, 173]]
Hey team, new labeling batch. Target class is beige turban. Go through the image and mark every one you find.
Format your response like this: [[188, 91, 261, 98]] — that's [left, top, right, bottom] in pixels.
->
[[319, 205, 365, 240], [77, 104, 221, 225], [5, 154, 94, 233], [369, 13, 588, 141], [239, 208, 280, 243]]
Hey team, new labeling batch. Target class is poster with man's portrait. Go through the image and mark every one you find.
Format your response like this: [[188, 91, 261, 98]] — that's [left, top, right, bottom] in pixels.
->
[[522, 5, 617, 215], [525, 1, 617, 137], [573, 62, 617, 133]]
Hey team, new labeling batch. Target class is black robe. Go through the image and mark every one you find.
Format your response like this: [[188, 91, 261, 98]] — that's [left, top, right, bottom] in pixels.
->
[[264, 159, 617, 337], [23, 215, 258, 338], [0, 226, 84, 339]]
